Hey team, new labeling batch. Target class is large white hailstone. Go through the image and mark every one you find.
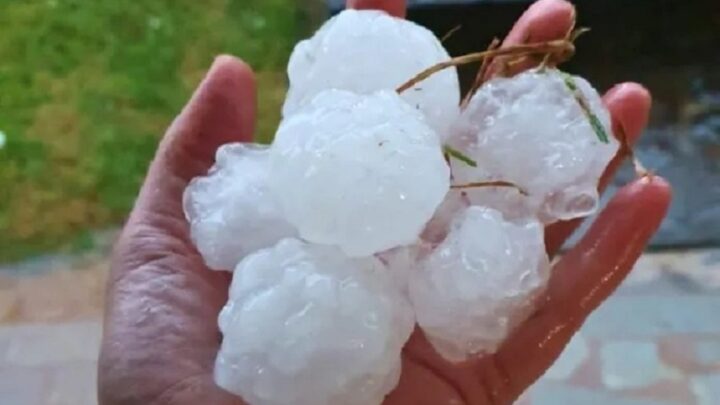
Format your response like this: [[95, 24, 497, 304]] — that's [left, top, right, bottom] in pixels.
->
[[215, 238, 414, 405], [270, 89, 450, 257], [283, 9, 460, 138], [448, 68, 619, 223], [183, 144, 296, 271], [409, 206, 550, 362]]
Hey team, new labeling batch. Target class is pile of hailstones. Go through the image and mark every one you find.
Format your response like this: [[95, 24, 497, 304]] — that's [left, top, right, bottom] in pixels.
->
[[183, 9, 618, 405]]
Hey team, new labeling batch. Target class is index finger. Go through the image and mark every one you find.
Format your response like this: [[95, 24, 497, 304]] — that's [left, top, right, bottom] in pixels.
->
[[346, 0, 407, 18]]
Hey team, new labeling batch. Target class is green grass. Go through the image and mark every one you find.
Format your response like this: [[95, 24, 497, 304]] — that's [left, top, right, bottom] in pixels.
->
[[0, 0, 305, 263]]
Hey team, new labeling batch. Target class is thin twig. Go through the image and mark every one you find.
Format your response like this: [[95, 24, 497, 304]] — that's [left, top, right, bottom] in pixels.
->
[[396, 39, 575, 93], [617, 127, 650, 178], [543, 27, 590, 70], [505, 55, 534, 70], [570, 27, 592, 42], [541, 6, 578, 70], [441, 24, 463, 43], [461, 37, 500, 108], [451, 181, 528, 196], [477, 38, 501, 82]]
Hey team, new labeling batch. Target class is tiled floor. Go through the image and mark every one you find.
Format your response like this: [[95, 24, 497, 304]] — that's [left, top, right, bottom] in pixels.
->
[[0, 249, 718, 404]]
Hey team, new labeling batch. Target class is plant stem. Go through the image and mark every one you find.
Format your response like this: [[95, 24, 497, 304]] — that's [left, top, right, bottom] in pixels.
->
[[451, 181, 528, 196], [441, 24, 463, 43], [443, 145, 477, 167], [461, 37, 501, 108], [617, 127, 650, 178], [396, 39, 575, 93]]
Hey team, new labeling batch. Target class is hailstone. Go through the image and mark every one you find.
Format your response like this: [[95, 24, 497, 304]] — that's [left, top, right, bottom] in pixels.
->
[[270, 89, 450, 257], [178, 4, 628, 398], [448, 68, 619, 223], [183, 143, 296, 270], [283, 9, 460, 138], [409, 206, 550, 362], [215, 238, 414, 405]]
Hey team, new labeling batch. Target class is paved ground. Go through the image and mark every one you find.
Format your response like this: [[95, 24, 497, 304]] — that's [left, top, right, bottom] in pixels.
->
[[0, 248, 718, 404], [523, 250, 720, 405], [0, 254, 105, 405]]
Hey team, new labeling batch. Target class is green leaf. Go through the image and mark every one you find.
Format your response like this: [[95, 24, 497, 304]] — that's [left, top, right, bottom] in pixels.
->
[[443, 145, 477, 167], [588, 113, 610, 144], [563, 73, 610, 144], [562, 74, 578, 91]]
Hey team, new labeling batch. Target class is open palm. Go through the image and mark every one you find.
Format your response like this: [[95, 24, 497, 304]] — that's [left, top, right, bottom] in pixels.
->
[[98, 1, 672, 404]]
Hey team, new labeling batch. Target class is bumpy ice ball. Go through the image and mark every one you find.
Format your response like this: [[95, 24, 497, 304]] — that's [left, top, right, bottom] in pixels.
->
[[183, 144, 296, 270], [270, 89, 450, 257], [215, 238, 414, 405], [409, 206, 550, 362], [448, 68, 619, 223], [283, 9, 460, 138]]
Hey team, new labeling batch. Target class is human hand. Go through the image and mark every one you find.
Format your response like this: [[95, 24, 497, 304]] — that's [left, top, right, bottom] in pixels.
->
[[97, 1, 672, 404]]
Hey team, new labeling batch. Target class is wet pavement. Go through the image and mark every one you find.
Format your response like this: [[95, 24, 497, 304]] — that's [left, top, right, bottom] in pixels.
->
[[0, 247, 718, 404], [524, 250, 720, 405]]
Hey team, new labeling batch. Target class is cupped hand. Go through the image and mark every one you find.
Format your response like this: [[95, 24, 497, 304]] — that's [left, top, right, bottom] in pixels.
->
[[98, 1, 672, 404]]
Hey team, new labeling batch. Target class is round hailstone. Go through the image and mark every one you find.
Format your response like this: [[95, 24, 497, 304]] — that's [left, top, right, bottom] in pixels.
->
[[409, 206, 550, 362], [448, 68, 619, 223], [183, 143, 296, 271], [270, 89, 450, 257], [283, 9, 460, 138], [215, 238, 414, 405]]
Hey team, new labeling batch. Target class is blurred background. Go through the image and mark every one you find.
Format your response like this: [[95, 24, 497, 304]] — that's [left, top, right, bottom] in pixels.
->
[[0, 0, 308, 263], [0, 0, 718, 404]]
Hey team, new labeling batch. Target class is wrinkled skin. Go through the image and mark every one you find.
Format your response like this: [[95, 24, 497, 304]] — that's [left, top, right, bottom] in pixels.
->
[[98, 0, 672, 404]]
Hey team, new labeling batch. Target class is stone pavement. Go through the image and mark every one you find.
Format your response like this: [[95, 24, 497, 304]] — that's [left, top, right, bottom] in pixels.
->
[[524, 250, 720, 405], [0, 248, 718, 404], [0, 253, 106, 405]]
